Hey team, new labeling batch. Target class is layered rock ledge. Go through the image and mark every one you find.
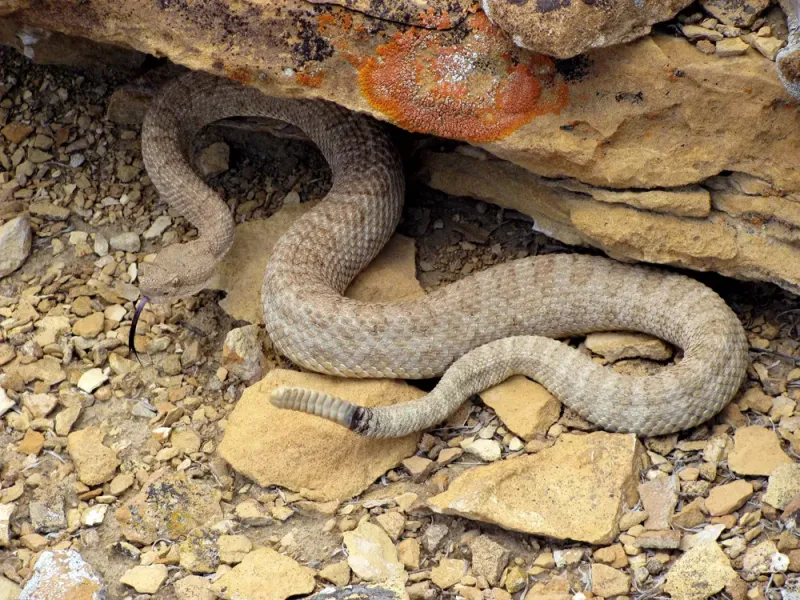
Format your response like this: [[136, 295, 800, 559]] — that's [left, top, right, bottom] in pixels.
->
[[2, 1, 800, 291]]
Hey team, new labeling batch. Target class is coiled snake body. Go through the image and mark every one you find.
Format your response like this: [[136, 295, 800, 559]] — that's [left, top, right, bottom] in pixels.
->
[[139, 71, 749, 438]]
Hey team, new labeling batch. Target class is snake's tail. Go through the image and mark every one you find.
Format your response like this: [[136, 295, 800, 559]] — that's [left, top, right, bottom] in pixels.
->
[[271, 386, 367, 432]]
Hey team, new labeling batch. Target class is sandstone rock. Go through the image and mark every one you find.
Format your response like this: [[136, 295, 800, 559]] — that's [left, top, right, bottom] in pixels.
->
[[727, 426, 792, 476], [680, 523, 726, 552], [221, 325, 267, 384], [374, 511, 405, 541], [143, 214, 172, 239], [468, 536, 509, 587], [20, 550, 105, 600], [681, 25, 724, 42], [764, 463, 800, 510], [402, 455, 434, 481], [479, 376, 561, 440], [81, 504, 107, 526], [0, 216, 31, 278], [210, 548, 315, 600], [0, 504, 14, 547], [17, 430, 43, 456], [21, 393, 57, 418], [209, 202, 423, 324], [1, 123, 32, 144], [10, 2, 798, 289], [462, 438, 502, 462], [174, 575, 215, 600], [742, 540, 789, 574], [196, 141, 230, 177], [421, 147, 800, 294], [319, 561, 351, 586], [72, 312, 104, 338], [664, 543, 737, 600], [431, 558, 467, 589], [397, 538, 420, 570], [593, 544, 629, 569], [638, 476, 678, 530], [591, 563, 630, 597], [307, 584, 406, 600], [115, 469, 222, 544], [9, 356, 64, 387], [752, 35, 787, 60], [422, 522, 449, 553], [179, 529, 219, 574], [109, 231, 140, 252], [0, 577, 20, 600], [29, 201, 69, 220], [483, 0, 692, 57], [218, 534, 253, 564], [345, 234, 424, 303], [218, 369, 422, 501], [29, 494, 66, 533], [428, 432, 645, 544], [120, 564, 168, 594], [54, 405, 81, 436], [67, 426, 120, 486], [343, 522, 406, 585], [77, 368, 108, 393], [700, 0, 771, 27], [634, 529, 682, 550], [705, 480, 753, 516], [584, 332, 673, 363], [716, 37, 750, 57]]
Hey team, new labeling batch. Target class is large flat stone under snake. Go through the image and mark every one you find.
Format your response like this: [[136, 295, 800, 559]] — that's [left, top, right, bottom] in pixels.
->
[[139, 71, 750, 438]]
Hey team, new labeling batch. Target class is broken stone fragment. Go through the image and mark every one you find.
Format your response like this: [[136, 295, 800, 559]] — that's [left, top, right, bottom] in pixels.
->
[[428, 432, 645, 544], [217, 369, 421, 502], [0, 216, 31, 279], [20, 550, 105, 600]]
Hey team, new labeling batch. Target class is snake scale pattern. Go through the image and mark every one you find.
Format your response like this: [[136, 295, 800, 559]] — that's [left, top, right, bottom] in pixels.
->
[[139, 71, 750, 438]]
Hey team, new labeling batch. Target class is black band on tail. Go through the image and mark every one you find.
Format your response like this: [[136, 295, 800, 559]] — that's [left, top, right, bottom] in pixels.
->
[[129, 297, 149, 364], [349, 407, 371, 434]]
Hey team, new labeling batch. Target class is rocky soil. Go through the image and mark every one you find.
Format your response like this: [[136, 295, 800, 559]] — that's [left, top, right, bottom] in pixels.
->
[[1, 34, 800, 600]]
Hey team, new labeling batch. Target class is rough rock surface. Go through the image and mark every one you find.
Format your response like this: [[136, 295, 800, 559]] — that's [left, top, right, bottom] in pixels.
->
[[483, 0, 693, 57], [420, 145, 800, 294], [4, 4, 796, 182], [20, 550, 105, 600], [479, 376, 562, 440], [343, 522, 407, 585], [115, 469, 223, 545], [727, 426, 793, 476], [5, 2, 799, 288], [211, 548, 315, 600], [428, 432, 646, 544], [218, 369, 423, 501], [66, 426, 120, 486], [0, 216, 31, 278], [763, 463, 800, 510], [663, 542, 737, 600]]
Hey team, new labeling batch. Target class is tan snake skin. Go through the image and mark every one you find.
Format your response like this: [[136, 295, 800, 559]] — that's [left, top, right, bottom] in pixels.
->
[[140, 71, 749, 438]]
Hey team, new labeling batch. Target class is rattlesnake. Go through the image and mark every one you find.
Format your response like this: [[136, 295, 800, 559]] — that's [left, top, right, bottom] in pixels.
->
[[138, 71, 750, 438]]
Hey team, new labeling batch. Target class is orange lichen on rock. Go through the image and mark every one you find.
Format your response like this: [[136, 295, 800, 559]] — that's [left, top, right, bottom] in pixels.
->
[[419, 7, 453, 30], [296, 71, 324, 88], [224, 67, 253, 85], [358, 13, 568, 142]]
